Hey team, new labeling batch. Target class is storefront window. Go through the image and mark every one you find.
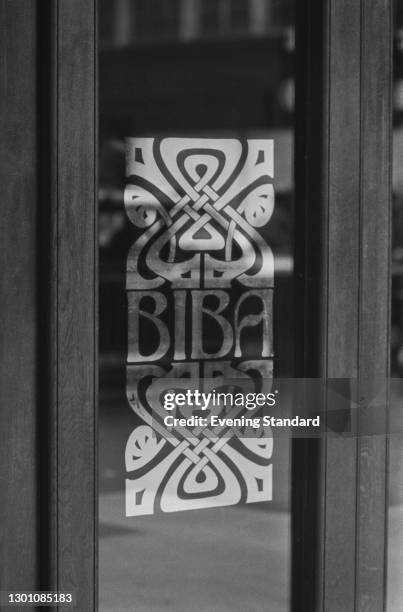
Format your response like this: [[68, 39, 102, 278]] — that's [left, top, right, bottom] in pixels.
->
[[99, 1, 294, 610]]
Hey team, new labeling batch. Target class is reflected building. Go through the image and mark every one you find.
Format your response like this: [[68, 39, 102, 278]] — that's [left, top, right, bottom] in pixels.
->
[[100, 0, 294, 47]]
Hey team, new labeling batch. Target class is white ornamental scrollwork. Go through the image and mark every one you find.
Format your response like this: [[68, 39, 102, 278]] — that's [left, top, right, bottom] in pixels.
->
[[124, 138, 275, 516]]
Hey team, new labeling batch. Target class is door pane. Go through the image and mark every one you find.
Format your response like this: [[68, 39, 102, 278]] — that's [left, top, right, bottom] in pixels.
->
[[99, 2, 295, 610]]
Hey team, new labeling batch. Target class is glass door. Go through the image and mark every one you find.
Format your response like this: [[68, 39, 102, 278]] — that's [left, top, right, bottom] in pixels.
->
[[98, 2, 295, 610]]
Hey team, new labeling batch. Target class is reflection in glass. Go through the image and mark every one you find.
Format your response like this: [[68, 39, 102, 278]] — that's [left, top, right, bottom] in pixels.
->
[[99, 1, 294, 610]]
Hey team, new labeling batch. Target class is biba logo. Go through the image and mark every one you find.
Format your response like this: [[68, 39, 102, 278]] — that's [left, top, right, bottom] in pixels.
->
[[124, 138, 274, 516]]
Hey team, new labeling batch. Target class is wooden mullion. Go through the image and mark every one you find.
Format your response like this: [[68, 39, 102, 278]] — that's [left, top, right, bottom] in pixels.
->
[[293, 0, 391, 610], [355, 0, 392, 609], [54, 2, 97, 610], [323, 0, 361, 609], [0, 0, 40, 592]]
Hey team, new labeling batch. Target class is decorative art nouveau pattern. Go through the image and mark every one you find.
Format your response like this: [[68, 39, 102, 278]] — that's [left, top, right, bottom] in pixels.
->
[[124, 138, 275, 516]]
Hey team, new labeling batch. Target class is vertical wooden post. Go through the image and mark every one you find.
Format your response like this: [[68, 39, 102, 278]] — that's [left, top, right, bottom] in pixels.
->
[[48, 1, 97, 609], [0, 0, 40, 592], [293, 0, 392, 610]]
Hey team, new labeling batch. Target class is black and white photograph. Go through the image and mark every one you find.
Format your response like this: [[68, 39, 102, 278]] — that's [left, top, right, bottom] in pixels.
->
[[1, 1, 402, 610]]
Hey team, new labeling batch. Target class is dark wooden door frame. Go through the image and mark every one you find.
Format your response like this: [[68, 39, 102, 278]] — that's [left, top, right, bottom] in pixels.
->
[[293, 0, 392, 610], [0, 0, 40, 594], [45, 1, 97, 609]]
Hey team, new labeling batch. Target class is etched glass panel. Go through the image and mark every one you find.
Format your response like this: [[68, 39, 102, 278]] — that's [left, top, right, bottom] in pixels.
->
[[124, 137, 274, 516], [99, 1, 294, 610]]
